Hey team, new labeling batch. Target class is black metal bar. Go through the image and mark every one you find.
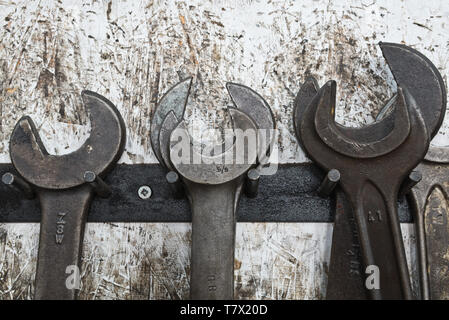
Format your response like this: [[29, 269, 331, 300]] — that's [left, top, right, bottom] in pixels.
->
[[0, 163, 412, 223]]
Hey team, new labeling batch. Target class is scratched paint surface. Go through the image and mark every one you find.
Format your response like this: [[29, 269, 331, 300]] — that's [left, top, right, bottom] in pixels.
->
[[0, 0, 447, 299]]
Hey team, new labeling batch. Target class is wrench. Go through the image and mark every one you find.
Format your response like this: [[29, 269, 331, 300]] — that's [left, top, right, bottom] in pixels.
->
[[4, 91, 126, 299], [294, 67, 432, 300], [312, 42, 447, 300], [375, 44, 448, 300], [408, 148, 449, 300], [150, 78, 275, 299]]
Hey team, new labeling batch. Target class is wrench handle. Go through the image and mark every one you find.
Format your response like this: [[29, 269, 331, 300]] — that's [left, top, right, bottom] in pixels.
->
[[410, 181, 449, 300], [187, 180, 239, 300], [34, 186, 93, 300], [353, 182, 413, 300], [408, 187, 430, 300], [326, 190, 367, 299]]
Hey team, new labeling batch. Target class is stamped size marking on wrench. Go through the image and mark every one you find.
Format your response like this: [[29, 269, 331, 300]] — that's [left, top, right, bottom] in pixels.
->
[[3, 91, 126, 300], [55, 212, 67, 244], [150, 78, 275, 299]]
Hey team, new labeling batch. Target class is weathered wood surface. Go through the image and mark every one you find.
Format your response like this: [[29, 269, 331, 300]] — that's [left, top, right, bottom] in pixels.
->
[[0, 0, 448, 299]]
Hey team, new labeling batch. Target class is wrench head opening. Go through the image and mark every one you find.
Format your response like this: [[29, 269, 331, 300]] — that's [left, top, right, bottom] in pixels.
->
[[295, 42, 446, 161], [294, 77, 401, 157], [169, 108, 258, 185], [300, 86, 428, 176], [377, 43, 448, 163], [226, 82, 276, 163], [313, 81, 411, 159], [150, 77, 192, 167], [9, 91, 126, 189], [154, 79, 276, 174], [380, 42, 447, 140]]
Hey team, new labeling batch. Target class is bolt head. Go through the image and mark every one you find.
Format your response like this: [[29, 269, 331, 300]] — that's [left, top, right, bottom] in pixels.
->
[[2, 172, 14, 185]]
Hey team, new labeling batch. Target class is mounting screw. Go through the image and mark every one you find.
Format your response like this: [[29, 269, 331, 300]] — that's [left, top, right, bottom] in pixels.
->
[[138, 185, 152, 200]]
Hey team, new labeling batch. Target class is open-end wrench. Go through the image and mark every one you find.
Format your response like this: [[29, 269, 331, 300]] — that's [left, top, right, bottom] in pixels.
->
[[294, 60, 432, 300], [3, 91, 126, 299], [295, 43, 446, 300], [310, 42, 447, 300], [150, 78, 274, 299], [295, 43, 446, 299], [407, 147, 449, 300], [374, 44, 448, 300]]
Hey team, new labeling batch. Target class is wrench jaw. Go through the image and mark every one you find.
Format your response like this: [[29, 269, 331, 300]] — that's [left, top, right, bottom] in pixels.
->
[[226, 82, 276, 170], [226, 83, 275, 135], [424, 146, 449, 163], [377, 43, 448, 164], [159, 111, 180, 171], [294, 77, 398, 157], [293, 77, 319, 147], [10, 91, 126, 190], [169, 108, 258, 185], [150, 77, 192, 167], [380, 42, 447, 139], [298, 81, 425, 174], [313, 81, 411, 159]]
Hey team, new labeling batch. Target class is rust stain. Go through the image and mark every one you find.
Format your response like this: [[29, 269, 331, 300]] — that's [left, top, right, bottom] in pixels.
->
[[234, 259, 242, 270], [178, 11, 199, 65], [179, 14, 186, 25]]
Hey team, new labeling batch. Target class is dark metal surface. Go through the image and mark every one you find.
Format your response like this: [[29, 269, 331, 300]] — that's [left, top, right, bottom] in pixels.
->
[[150, 78, 191, 167], [325, 190, 368, 300], [375, 45, 448, 299], [5, 91, 126, 300], [380, 42, 447, 139], [0, 163, 413, 223], [408, 160, 449, 300]]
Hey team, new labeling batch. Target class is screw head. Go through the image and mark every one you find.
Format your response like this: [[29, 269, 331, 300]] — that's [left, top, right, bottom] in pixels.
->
[[138, 185, 152, 200]]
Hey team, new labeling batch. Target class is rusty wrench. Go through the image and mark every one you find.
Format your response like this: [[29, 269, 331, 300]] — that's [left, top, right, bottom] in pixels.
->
[[295, 42, 446, 300], [294, 68, 431, 299], [150, 78, 275, 299], [3, 91, 126, 299], [376, 44, 448, 300], [407, 147, 449, 300], [318, 42, 447, 300]]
